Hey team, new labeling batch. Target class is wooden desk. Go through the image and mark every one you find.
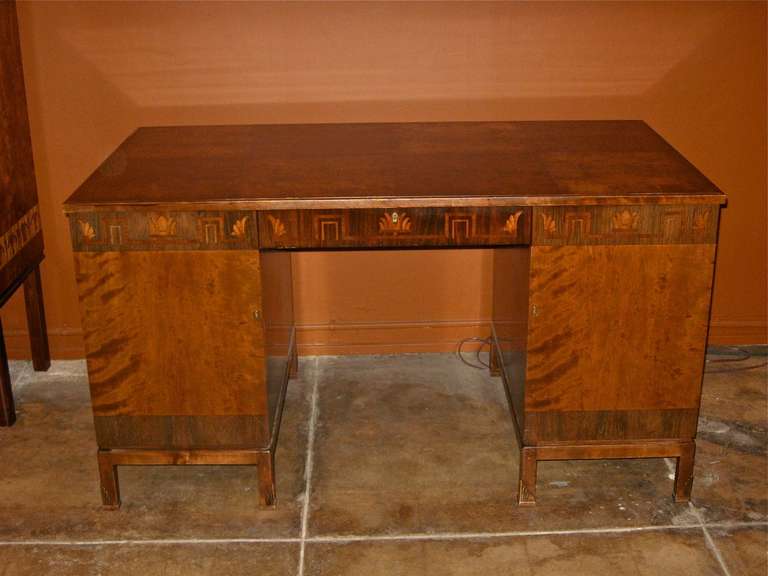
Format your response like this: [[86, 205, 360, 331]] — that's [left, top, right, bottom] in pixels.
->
[[63, 121, 725, 508]]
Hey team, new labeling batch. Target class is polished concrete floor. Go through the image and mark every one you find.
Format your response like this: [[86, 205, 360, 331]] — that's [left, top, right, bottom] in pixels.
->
[[0, 353, 765, 575]]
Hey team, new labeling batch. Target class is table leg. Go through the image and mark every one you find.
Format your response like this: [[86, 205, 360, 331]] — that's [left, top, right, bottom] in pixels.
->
[[97, 450, 121, 508], [0, 318, 16, 427], [489, 337, 501, 377], [674, 441, 696, 503], [258, 452, 276, 507], [518, 446, 538, 506], [23, 265, 50, 372]]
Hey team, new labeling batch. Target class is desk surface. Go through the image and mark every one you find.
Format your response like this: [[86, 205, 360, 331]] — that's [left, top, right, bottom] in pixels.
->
[[65, 121, 725, 211]]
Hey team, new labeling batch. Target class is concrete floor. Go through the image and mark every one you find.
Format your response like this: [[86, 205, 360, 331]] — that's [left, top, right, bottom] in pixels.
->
[[0, 353, 765, 575]]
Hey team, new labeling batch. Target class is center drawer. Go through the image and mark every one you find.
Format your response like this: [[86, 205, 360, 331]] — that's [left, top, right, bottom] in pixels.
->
[[258, 207, 531, 249]]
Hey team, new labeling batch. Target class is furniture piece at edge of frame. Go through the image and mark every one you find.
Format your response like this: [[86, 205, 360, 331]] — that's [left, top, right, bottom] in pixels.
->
[[490, 202, 722, 505], [0, 0, 51, 427]]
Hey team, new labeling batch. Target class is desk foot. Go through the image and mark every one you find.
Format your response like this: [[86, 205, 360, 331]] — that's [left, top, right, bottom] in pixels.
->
[[0, 318, 16, 427], [517, 447, 538, 505], [489, 338, 501, 377], [258, 452, 276, 507], [673, 441, 696, 503], [98, 450, 121, 508]]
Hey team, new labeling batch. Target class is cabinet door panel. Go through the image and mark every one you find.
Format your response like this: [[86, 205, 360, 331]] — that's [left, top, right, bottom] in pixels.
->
[[525, 244, 715, 442], [74, 250, 267, 449]]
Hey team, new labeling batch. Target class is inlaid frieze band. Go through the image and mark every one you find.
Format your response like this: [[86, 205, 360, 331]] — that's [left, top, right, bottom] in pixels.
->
[[68, 210, 259, 252], [258, 207, 531, 249], [532, 205, 718, 245], [0, 205, 42, 267]]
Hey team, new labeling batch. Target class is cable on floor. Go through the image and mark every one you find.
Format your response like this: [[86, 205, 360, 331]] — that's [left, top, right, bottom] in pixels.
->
[[455, 336, 491, 370], [705, 346, 768, 373]]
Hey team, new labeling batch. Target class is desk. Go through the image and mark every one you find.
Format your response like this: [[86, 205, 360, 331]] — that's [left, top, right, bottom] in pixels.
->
[[64, 121, 725, 508]]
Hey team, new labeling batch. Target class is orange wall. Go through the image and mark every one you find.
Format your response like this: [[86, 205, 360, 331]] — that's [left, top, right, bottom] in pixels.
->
[[2, 1, 766, 358]]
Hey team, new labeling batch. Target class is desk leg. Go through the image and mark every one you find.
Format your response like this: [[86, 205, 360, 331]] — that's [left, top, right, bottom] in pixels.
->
[[0, 318, 16, 427], [258, 452, 276, 507], [518, 447, 538, 506], [97, 450, 121, 508], [23, 265, 50, 372], [674, 441, 696, 503], [489, 336, 501, 377]]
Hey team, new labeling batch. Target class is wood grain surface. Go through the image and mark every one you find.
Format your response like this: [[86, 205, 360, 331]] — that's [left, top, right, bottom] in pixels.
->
[[74, 251, 266, 418], [524, 243, 716, 441], [259, 206, 530, 249], [64, 121, 725, 211]]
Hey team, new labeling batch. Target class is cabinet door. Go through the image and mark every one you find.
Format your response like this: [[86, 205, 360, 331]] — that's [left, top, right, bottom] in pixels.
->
[[74, 250, 268, 450], [524, 243, 715, 444]]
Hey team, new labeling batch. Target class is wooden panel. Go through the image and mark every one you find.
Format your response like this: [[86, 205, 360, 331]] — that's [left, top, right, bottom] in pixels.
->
[[259, 207, 530, 249], [74, 251, 266, 421], [64, 122, 725, 211], [260, 251, 294, 431], [92, 415, 267, 450], [532, 205, 719, 245], [491, 246, 530, 438], [524, 244, 716, 442], [525, 409, 699, 444], [68, 210, 258, 252]]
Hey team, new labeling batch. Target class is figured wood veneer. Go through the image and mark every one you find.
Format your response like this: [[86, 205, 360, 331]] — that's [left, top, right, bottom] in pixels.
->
[[64, 120, 725, 509]]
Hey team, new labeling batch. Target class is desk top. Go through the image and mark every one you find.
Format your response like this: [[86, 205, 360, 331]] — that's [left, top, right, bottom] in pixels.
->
[[64, 121, 725, 212]]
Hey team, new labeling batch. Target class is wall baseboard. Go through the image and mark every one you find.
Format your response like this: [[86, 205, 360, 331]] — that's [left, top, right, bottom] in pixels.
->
[[4, 318, 766, 360], [708, 320, 768, 346]]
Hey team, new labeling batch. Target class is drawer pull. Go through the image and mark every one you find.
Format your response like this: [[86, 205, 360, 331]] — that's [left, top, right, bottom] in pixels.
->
[[379, 211, 411, 233]]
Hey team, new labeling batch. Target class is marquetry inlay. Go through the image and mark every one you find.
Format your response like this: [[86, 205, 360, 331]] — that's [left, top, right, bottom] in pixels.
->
[[692, 209, 711, 232], [504, 211, 523, 235], [69, 210, 258, 252], [78, 219, 97, 242], [267, 215, 286, 238], [0, 205, 42, 267], [148, 215, 177, 237], [533, 206, 718, 245], [612, 209, 640, 231], [314, 214, 345, 243], [445, 213, 477, 240], [379, 211, 412, 234], [541, 213, 557, 235], [231, 216, 248, 239]]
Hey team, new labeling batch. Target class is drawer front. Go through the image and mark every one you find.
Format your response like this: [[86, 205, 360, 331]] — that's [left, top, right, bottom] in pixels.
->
[[532, 205, 719, 246], [258, 207, 531, 249], [68, 210, 259, 252]]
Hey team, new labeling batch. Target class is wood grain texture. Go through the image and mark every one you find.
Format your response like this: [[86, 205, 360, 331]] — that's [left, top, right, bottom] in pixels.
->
[[524, 243, 716, 442], [68, 210, 258, 252], [74, 251, 266, 420], [532, 204, 718, 245], [259, 207, 530, 249], [0, 1, 40, 258], [526, 244, 715, 412], [64, 121, 725, 211]]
